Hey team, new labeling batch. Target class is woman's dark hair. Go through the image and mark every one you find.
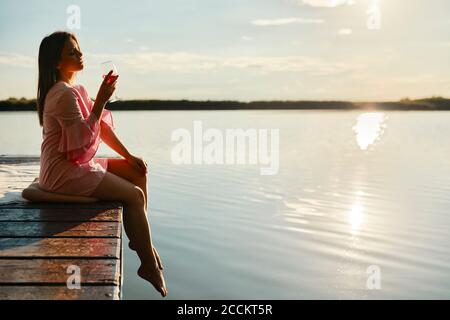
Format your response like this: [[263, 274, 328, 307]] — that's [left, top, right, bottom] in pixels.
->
[[37, 31, 79, 127]]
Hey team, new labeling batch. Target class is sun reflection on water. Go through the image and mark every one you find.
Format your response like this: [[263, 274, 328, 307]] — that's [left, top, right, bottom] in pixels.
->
[[352, 112, 387, 150], [348, 202, 364, 234]]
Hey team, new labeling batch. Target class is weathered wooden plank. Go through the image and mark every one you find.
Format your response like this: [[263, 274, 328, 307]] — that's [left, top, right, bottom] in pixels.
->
[[0, 285, 119, 300], [0, 202, 123, 210], [0, 238, 120, 259], [0, 157, 123, 300], [0, 207, 121, 222], [0, 221, 120, 238], [0, 259, 119, 285]]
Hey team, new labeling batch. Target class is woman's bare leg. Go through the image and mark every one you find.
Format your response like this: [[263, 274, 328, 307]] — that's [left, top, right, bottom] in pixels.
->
[[105, 158, 162, 263], [90, 171, 167, 297]]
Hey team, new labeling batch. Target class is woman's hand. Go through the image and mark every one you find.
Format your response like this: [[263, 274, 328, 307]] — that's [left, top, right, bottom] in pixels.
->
[[96, 70, 118, 106], [126, 154, 148, 175]]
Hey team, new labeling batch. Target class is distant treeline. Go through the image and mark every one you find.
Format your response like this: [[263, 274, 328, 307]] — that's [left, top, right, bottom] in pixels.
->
[[1, 96, 450, 111]]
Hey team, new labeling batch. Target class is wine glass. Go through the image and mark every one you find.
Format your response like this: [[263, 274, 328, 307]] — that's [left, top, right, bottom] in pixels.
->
[[100, 61, 119, 103]]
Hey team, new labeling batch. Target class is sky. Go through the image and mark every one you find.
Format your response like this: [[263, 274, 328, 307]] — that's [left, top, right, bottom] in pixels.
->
[[0, 0, 449, 101]]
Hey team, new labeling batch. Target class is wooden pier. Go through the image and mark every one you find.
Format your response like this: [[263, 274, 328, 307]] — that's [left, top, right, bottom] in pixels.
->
[[0, 157, 123, 300]]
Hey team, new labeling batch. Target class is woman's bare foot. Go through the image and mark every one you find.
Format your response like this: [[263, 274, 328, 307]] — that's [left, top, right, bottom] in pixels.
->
[[152, 247, 164, 270], [137, 264, 168, 297], [129, 243, 164, 270]]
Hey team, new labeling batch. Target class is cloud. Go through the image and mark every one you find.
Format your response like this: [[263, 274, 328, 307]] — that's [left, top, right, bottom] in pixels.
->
[[338, 28, 353, 35], [300, 0, 353, 7], [0, 52, 35, 68], [0, 49, 365, 81], [391, 75, 437, 84], [252, 17, 324, 26], [241, 36, 254, 41], [88, 51, 365, 76]]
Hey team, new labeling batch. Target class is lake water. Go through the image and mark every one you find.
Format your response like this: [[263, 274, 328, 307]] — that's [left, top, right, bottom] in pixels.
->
[[1, 110, 450, 299]]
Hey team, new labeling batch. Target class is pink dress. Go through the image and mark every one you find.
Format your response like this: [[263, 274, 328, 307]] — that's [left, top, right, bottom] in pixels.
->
[[38, 81, 115, 197]]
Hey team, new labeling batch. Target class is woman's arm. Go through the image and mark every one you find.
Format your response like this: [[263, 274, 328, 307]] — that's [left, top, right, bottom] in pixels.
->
[[92, 73, 148, 174], [100, 122, 131, 159], [100, 123, 148, 174]]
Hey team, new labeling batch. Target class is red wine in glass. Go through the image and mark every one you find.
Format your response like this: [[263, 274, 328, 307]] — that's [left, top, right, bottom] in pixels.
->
[[100, 61, 119, 102]]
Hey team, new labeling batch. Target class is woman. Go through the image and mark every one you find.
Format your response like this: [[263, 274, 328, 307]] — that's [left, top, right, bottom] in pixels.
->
[[36, 31, 167, 297]]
